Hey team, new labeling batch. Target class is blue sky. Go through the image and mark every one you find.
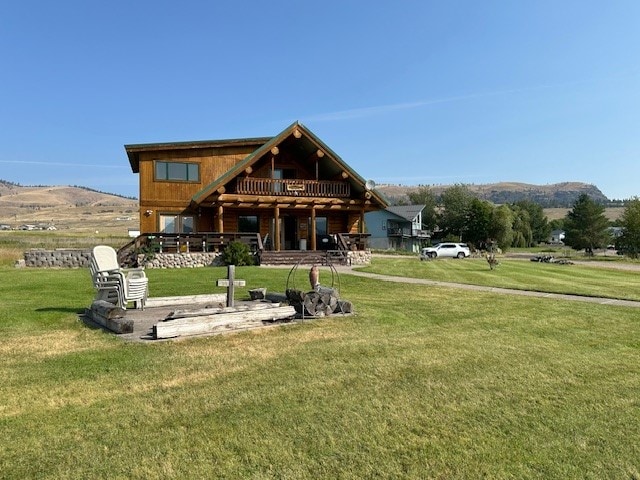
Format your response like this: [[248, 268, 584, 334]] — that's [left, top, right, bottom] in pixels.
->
[[1, 1, 638, 200]]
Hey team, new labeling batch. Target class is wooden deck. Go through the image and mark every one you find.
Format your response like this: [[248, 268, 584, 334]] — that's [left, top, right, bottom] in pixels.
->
[[82, 293, 344, 342]]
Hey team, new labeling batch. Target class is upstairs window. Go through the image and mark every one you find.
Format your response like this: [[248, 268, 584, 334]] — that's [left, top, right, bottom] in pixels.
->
[[155, 161, 199, 182]]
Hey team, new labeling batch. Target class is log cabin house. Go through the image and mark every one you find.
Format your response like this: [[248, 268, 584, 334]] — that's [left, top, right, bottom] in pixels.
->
[[124, 122, 387, 263]]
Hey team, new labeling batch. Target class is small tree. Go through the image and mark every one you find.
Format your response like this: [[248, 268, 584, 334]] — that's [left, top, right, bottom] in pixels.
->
[[465, 198, 494, 249], [563, 194, 610, 255], [221, 241, 255, 266], [438, 185, 474, 240], [511, 208, 533, 248], [490, 204, 514, 252], [513, 200, 550, 245], [617, 197, 640, 258]]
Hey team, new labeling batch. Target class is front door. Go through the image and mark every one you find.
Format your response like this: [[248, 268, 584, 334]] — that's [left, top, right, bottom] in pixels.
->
[[269, 216, 298, 250], [282, 216, 297, 250]]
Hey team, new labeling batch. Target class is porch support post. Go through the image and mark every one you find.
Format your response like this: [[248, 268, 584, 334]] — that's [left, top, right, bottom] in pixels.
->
[[217, 206, 224, 233], [274, 206, 280, 251], [360, 208, 365, 234], [310, 207, 317, 251]]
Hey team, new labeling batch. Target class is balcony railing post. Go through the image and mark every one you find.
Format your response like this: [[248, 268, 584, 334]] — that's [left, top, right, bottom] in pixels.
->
[[236, 178, 350, 198]]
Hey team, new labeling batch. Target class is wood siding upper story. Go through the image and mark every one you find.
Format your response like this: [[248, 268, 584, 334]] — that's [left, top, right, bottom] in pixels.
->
[[138, 146, 257, 206], [139, 147, 358, 209]]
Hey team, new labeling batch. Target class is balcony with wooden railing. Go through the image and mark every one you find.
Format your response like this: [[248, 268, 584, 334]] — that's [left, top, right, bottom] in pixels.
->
[[236, 178, 350, 198]]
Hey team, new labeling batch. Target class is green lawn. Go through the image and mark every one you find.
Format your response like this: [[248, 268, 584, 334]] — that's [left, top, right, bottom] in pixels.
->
[[359, 256, 640, 301], [1, 266, 639, 479]]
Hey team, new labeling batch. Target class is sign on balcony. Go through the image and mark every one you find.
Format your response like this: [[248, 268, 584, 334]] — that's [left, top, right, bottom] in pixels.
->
[[285, 183, 305, 192]]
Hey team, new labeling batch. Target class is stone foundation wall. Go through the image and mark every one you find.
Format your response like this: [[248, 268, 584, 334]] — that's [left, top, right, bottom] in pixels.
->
[[19, 249, 370, 268], [22, 249, 92, 268], [140, 252, 223, 269], [348, 250, 372, 265]]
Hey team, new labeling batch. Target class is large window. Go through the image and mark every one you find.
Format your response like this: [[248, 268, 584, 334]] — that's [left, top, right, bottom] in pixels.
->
[[155, 161, 199, 182], [159, 215, 194, 233], [238, 215, 259, 233]]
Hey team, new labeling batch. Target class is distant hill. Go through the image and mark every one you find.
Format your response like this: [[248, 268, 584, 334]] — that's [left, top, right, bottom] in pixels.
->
[[377, 182, 611, 207], [0, 179, 621, 232], [0, 180, 138, 234], [0, 179, 610, 210], [0, 180, 136, 207]]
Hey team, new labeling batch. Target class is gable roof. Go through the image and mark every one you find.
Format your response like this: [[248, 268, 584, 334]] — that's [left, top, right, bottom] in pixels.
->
[[369, 208, 410, 223], [125, 137, 270, 173], [190, 121, 388, 208], [386, 205, 425, 222]]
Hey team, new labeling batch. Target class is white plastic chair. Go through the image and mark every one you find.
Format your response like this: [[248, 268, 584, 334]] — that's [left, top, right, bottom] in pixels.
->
[[90, 245, 148, 309]]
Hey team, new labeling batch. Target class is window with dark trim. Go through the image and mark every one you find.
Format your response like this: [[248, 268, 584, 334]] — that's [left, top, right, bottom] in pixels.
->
[[155, 161, 200, 181], [238, 215, 259, 233]]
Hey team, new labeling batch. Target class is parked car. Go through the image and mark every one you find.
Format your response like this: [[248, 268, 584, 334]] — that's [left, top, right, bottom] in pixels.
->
[[420, 242, 471, 260]]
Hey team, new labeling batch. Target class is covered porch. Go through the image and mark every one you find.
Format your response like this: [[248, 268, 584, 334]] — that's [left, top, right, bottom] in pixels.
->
[[117, 231, 370, 267], [206, 202, 366, 252]]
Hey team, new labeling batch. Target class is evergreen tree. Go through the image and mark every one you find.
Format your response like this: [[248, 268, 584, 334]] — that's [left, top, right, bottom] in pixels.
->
[[617, 197, 640, 258], [563, 194, 610, 255]]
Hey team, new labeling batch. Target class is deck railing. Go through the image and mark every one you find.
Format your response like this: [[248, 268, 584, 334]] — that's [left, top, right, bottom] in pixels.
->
[[117, 232, 263, 266], [337, 232, 370, 251], [236, 178, 350, 197], [117, 231, 369, 267]]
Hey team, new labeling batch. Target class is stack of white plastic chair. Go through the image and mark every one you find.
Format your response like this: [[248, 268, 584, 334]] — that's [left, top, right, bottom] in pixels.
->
[[90, 245, 148, 310]]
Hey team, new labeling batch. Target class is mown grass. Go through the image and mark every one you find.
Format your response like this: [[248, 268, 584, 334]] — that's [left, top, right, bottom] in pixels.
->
[[1, 265, 639, 479], [359, 256, 640, 301], [0, 231, 131, 267]]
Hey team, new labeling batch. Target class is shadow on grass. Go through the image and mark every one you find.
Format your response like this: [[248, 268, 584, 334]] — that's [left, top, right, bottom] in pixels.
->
[[35, 307, 86, 314]]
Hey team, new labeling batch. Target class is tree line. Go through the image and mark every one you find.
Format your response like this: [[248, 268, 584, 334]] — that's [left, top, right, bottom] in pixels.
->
[[406, 185, 640, 257]]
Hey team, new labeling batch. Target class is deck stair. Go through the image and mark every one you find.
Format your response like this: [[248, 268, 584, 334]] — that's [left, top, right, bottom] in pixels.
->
[[260, 251, 325, 266]]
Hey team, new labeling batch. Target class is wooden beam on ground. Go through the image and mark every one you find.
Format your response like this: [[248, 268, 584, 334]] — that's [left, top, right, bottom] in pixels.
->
[[153, 305, 296, 339], [167, 302, 284, 320], [88, 300, 133, 334], [145, 294, 227, 308]]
